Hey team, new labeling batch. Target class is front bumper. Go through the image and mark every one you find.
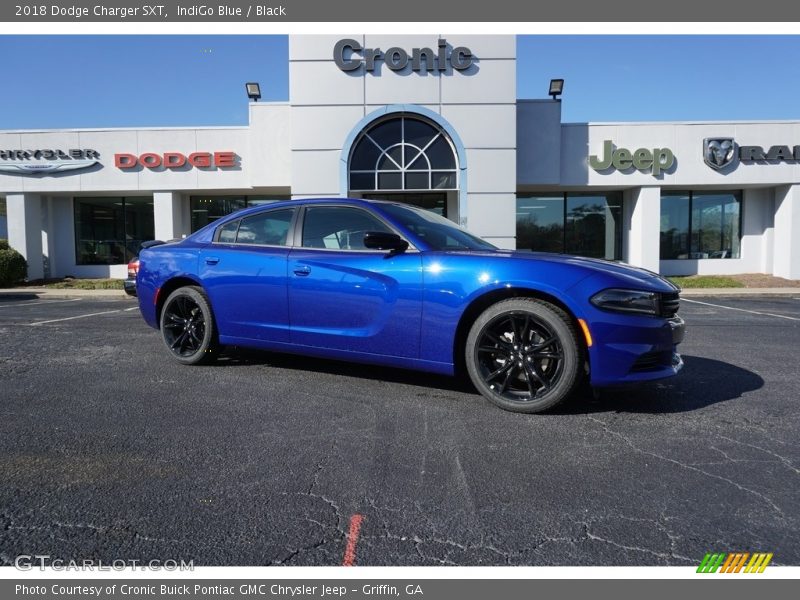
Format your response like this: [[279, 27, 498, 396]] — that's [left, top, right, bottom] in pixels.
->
[[669, 316, 685, 344], [587, 314, 686, 387], [123, 278, 137, 297]]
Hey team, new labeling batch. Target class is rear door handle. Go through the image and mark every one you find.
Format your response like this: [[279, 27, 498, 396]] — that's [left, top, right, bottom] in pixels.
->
[[293, 265, 311, 277], [205, 257, 220, 265]]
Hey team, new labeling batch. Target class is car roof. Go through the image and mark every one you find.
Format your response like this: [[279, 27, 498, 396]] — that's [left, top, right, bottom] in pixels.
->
[[218, 197, 400, 220], [187, 197, 408, 244]]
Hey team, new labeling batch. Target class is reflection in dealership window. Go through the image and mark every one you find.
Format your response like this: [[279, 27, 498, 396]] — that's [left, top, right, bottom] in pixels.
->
[[516, 196, 564, 253], [74, 197, 154, 265], [516, 192, 622, 260], [660, 191, 741, 259], [190, 195, 283, 231], [0, 198, 6, 239]]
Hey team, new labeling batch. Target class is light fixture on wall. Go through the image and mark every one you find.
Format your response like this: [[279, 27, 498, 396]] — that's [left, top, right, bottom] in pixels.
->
[[549, 78, 564, 100], [245, 82, 261, 102]]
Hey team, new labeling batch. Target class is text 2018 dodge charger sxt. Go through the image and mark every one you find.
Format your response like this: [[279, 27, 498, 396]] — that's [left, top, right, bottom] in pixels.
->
[[136, 198, 684, 413]]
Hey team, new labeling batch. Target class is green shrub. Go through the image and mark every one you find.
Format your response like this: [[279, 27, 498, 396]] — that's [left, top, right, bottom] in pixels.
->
[[0, 239, 9, 251], [0, 245, 27, 287]]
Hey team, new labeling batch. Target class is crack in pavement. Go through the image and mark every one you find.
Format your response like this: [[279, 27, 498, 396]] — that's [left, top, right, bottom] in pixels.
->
[[587, 415, 787, 519], [303, 437, 346, 535], [579, 520, 694, 563], [580, 513, 696, 564], [368, 515, 695, 565], [270, 438, 349, 565], [1, 513, 185, 546], [716, 434, 800, 476], [270, 536, 328, 565]]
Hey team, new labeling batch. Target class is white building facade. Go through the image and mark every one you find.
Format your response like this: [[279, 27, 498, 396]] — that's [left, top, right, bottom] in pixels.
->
[[1, 34, 799, 280]]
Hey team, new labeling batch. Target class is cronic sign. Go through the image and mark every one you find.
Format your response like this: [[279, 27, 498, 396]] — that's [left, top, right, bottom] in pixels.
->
[[334, 38, 474, 73]]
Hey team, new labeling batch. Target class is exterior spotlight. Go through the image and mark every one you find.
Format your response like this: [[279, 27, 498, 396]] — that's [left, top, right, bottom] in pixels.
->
[[245, 82, 261, 102], [549, 78, 564, 100]]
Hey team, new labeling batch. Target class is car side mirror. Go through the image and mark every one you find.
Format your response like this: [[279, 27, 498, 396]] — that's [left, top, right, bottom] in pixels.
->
[[363, 231, 409, 253]]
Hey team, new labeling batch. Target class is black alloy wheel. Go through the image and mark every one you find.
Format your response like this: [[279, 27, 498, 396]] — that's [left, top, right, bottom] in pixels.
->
[[465, 298, 583, 413], [160, 286, 218, 365]]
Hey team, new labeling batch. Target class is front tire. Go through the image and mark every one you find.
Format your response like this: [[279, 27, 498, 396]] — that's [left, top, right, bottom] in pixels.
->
[[465, 298, 584, 413], [159, 286, 218, 365]]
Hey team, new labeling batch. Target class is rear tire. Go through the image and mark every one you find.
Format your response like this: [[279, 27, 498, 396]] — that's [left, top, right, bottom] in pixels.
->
[[159, 286, 218, 365], [465, 298, 584, 413]]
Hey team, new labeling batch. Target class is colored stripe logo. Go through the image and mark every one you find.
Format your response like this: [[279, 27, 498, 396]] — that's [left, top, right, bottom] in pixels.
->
[[697, 552, 773, 573]]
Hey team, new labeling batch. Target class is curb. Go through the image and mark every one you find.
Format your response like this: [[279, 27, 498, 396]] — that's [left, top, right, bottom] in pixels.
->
[[679, 288, 800, 296], [0, 287, 132, 299]]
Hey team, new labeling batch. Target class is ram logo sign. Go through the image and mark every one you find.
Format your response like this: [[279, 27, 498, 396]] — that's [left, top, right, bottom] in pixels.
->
[[703, 138, 737, 170], [702, 136, 800, 171]]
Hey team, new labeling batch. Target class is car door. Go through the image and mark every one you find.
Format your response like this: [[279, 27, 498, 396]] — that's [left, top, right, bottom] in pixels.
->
[[288, 205, 423, 358], [199, 207, 296, 342]]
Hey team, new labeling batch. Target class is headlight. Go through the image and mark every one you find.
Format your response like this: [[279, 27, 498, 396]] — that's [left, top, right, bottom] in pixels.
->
[[590, 288, 658, 315]]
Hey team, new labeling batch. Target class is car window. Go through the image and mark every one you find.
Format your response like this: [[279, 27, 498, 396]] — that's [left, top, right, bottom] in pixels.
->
[[235, 209, 295, 246], [379, 203, 497, 251], [217, 220, 239, 244], [302, 206, 392, 250]]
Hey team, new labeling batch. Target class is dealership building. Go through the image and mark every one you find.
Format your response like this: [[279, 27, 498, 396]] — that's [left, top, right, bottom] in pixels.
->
[[1, 34, 800, 280]]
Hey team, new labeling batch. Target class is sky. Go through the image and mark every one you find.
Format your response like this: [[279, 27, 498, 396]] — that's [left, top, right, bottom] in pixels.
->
[[0, 36, 289, 129], [1, 35, 800, 129]]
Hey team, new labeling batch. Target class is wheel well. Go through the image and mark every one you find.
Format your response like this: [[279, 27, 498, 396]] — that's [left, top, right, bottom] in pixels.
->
[[452, 287, 585, 374], [155, 276, 203, 327]]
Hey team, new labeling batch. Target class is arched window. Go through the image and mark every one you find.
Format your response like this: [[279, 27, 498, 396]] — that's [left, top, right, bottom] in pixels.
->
[[348, 115, 458, 192]]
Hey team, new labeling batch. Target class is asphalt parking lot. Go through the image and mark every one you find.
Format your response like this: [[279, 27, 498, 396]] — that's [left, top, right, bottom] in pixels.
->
[[0, 293, 798, 566]]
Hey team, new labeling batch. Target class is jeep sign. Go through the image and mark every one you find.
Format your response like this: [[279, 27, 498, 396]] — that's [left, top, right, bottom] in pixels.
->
[[589, 140, 675, 176]]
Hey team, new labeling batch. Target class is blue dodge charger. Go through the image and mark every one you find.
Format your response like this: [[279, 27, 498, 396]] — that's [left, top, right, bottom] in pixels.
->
[[136, 198, 684, 413]]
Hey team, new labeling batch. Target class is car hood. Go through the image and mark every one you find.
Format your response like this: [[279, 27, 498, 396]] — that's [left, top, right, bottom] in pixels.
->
[[513, 251, 660, 278], [440, 250, 678, 291]]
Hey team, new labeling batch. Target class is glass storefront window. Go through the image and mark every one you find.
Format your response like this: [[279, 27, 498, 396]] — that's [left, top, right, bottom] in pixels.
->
[[566, 193, 622, 259], [74, 197, 154, 265], [660, 191, 741, 259], [516, 192, 622, 260], [660, 193, 691, 259], [348, 115, 458, 192], [516, 196, 564, 253], [190, 195, 283, 231], [0, 197, 6, 239]]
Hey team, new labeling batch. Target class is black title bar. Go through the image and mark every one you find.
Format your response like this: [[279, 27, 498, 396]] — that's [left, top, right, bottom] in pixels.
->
[[3, 579, 799, 600], [1, 0, 799, 22]]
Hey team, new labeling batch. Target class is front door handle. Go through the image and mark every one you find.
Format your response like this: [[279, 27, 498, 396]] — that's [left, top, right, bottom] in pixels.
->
[[293, 265, 311, 277], [205, 257, 220, 265]]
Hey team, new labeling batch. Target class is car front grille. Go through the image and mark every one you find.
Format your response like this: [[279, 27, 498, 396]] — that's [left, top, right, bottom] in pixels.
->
[[658, 292, 680, 318]]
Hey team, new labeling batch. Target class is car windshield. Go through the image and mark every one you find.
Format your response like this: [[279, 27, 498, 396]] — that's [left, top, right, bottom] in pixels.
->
[[379, 203, 498, 251]]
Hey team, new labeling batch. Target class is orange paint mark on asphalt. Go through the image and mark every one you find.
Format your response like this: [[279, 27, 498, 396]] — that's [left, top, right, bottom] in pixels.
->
[[342, 514, 364, 566]]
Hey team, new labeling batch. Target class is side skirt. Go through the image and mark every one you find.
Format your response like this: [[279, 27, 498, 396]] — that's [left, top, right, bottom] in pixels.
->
[[218, 335, 455, 376]]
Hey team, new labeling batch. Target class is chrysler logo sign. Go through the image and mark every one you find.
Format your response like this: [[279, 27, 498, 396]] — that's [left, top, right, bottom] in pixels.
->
[[334, 38, 474, 73], [0, 149, 100, 175], [703, 137, 800, 170]]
